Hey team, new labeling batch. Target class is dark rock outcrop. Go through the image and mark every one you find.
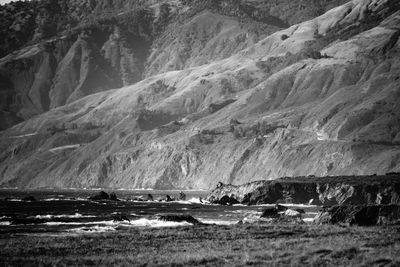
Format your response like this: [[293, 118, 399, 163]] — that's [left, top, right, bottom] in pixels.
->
[[213, 195, 239, 206], [146, 194, 154, 201], [178, 191, 186, 201], [89, 191, 109, 200], [165, 195, 174, 202], [89, 191, 118, 201], [112, 213, 130, 222], [314, 205, 400, 226], [154, 214, 202, 225], [260, 208, 279, 218], [109, 192, 118, 201], [207, 175, 400, 206]]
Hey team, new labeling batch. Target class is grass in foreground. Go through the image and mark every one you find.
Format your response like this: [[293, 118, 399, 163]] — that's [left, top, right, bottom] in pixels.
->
[[1, 224, 400, 266]]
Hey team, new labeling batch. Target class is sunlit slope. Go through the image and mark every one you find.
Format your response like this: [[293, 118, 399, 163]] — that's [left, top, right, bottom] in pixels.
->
[[0, 0, 399, 189]]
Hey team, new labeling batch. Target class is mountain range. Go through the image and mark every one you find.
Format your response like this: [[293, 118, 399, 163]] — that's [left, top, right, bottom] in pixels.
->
[[0, 0, 399, 189]]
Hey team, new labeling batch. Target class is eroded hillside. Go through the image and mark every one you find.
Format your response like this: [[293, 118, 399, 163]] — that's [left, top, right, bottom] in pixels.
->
[[0, 0, 347, 130], [0, 0, 399, 189]]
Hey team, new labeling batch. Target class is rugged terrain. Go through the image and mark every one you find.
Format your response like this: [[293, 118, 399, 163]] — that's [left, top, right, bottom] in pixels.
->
[[206, 174, 400, 205], [0, 0, 400, 189]]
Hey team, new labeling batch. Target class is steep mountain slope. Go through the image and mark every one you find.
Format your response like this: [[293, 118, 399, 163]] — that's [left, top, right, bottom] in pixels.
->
[[0, 0, 348, 130], [1, 0, 399, 189]]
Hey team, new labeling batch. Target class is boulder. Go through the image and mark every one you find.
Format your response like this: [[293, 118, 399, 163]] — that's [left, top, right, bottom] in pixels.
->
[[89, 191, 118, 201], [165, 195, 174, 202], [275, 204, 288, 212], [154, 214, 202, 225], [284, 209, 302, 217], [314, 205, 400, 226], [109, 192, 119, 201], [260, 208, 279, 218], [112, 213, 130, 222], [179, 191, 186, 201], [146, 194, 154, 201]]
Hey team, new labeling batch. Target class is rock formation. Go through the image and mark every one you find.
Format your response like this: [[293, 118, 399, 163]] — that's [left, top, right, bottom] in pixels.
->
[[207, 174, 400, 205], [314, 205, 400, 226], [154, 213, 202, 225]]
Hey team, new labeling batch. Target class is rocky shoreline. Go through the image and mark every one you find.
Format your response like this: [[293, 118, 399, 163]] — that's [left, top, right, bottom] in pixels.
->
[[206, 174, 400, 226], [206, 174, 400, 206]]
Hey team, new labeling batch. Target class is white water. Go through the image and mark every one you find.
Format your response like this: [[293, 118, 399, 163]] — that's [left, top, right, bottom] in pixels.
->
[[67, 225, 117, 234], [44, 220, 115, 226], [127, 218, 193, 227], [33, 213, 95, 219]]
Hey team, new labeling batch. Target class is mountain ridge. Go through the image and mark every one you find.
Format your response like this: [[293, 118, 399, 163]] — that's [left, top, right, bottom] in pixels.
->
[[0, 0, 399, 189]]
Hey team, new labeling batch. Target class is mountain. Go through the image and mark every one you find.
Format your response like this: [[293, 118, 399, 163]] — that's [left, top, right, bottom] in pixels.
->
[[0, 0, 399, 189]]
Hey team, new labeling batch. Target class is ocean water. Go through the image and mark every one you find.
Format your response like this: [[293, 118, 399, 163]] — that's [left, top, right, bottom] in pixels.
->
[[0, 189, 320, 235]]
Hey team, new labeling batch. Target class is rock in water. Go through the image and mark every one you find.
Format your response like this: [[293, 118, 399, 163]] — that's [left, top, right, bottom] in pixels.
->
[[146, 194, 154, 201], [89, 191, 109, 201], [179, 191, 186, 201], [259, 206, 303, 224], [109, 192, 119, 201], [284, 209, 301, 217], [165, 195, 174, 202], [154, 214, 202, 225], [260, 208, 280, 218], [275, 204, 288, 212], [112, 214, 130, 222]]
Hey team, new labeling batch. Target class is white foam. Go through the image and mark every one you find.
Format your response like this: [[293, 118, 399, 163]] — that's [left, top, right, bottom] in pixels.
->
[[128, 218, 193, 228], [44, 218, 193, 228], [44, 220, 115, 226], [43, 198, 64, 201], [33, 213, 95, 219], [0, 221, 11, 226], [303, 218, 315, 223], [67, 225, 117, 234], [188, 197, 208, 204], [168, 198, 209, 205], [200, 219, 238, 225], [256, 203, 319, 208]]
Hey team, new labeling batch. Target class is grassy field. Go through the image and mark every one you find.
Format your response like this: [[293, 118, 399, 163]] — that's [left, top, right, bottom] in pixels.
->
[[1, 224, 400, 266]]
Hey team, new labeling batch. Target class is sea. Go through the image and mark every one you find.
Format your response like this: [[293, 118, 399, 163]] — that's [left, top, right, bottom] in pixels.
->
[[0, 189, 320, 235]]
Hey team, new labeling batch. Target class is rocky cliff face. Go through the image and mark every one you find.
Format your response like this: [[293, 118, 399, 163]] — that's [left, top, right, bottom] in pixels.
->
[[206, 175, 400, 205], [0, 0, 400, 189]]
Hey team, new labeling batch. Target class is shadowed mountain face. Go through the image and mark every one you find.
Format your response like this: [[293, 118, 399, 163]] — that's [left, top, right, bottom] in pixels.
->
[[0, 0, 399, 189]]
